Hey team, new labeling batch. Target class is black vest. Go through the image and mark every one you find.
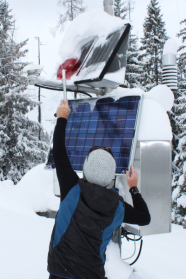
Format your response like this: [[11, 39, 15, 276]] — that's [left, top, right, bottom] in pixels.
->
[[48, 179, 125, 279]]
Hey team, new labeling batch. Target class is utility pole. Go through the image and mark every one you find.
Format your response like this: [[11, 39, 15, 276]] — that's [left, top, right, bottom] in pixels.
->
[[35, 37, 41, 141], [128, 1, 134, 21], [128, 0, 131, 20]]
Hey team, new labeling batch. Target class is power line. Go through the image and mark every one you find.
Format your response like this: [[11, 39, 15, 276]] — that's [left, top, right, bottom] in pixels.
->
[[34, 37, 42, 141]]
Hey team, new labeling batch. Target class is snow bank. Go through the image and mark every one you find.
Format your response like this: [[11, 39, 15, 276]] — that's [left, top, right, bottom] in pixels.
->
[[137, 85, 173, 140], [0, 165, 134, 279], [0, 164, 186, 279], [144, 85, 174, 111], [105, 242, 133, 279], [0, 204, 54, 279], [138, 99, 172, 141], [0, 164, 59, 216], [132, 224, 186, 279]]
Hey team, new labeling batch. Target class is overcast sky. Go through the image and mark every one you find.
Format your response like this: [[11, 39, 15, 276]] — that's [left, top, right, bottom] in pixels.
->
[[7, 0, 186, 76]]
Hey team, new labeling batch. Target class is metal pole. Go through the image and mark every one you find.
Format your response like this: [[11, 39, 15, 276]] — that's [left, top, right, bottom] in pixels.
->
[[128, 1, 134, 21], [62, 69, 67, 100], [103, 0, 114, 94], [128, 1, 131, 20], [35, 37, 41, 140], [103, 0, 114, 16]]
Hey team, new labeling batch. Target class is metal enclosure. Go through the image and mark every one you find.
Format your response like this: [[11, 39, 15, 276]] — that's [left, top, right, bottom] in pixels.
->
[[118, 141, 172, 236]]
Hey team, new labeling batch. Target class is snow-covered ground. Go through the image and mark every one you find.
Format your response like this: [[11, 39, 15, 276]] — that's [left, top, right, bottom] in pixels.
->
[[0, 164, 185, 279]]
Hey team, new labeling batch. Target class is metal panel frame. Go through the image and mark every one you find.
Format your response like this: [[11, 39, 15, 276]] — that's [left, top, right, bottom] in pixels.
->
[[128, 94, 144, 170]]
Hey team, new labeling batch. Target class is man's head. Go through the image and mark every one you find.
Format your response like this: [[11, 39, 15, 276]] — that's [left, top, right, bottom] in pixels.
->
[[83, 147, 116, 187]]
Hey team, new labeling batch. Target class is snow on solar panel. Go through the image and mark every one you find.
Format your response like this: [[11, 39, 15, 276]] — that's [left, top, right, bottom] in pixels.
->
[[46, 96, 141, 174], [75, 24, 130, 83]]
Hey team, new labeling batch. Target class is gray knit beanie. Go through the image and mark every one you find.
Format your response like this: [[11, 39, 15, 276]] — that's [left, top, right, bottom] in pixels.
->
[[83, 149, 116, 187]]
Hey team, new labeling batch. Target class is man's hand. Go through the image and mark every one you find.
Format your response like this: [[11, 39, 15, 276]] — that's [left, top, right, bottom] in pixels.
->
[[126, 165, 138, 189], [57, 100, 71, 119]]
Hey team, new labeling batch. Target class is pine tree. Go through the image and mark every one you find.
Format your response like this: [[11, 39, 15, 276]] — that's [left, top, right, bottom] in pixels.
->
[[0, 0, 49, 184], [54, 0, 85, 32], [177, 19, 186, 71], [140, 0, 168, 90], [114, 0, 128, 20], [114, 1, 134, 21], [114, 1, 142, 88], [171, 19, 186, 227], [171, 90, 186, 227], [125, 33, 144, 88]]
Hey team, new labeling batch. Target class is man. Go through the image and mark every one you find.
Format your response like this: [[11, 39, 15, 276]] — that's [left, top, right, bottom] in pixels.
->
[[48, 100, 150, 279]]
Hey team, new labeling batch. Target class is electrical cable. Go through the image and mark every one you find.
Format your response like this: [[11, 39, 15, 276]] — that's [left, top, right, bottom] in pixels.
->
[[121, 228, 142, 241], [122, 235, 136, 260], [123, 233, 142, 242], [121, 228, 143, 265], [129, 239, 143, 266], [35, 84, 93, 98]]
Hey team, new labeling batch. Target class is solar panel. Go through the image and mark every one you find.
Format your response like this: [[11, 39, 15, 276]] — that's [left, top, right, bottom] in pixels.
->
[[75, 24, 131, 85], [46, 95, 141, 174], [34, 25, 130, 93]]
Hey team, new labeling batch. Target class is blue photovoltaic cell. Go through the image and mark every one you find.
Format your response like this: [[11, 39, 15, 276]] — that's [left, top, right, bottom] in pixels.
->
[[46, 96, 141, 174]]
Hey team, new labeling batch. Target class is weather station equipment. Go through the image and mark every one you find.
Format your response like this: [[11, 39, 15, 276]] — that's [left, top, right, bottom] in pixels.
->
[[24, 0, 174, 265]]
